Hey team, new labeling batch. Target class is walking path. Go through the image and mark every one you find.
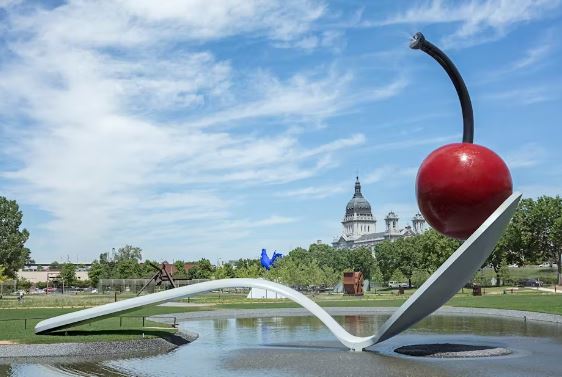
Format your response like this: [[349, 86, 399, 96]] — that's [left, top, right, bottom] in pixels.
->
[[537, 285, 562, 294]]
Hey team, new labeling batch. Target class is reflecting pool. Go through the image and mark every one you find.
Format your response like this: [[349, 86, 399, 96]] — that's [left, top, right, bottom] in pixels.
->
[[3, 313, 562, 377]]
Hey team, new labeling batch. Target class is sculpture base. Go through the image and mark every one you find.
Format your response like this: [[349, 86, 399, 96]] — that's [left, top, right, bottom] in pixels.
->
[[395, 343, 512, 358]]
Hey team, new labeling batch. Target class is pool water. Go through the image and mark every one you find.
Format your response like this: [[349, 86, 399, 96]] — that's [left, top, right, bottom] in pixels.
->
[[3, 314, 562, 377]]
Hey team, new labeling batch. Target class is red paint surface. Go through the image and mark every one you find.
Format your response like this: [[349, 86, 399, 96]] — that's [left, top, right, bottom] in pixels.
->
[[416, 143, 513, 240]]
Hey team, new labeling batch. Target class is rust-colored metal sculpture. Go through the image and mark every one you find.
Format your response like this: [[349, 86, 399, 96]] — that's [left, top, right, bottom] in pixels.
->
[[136, 262, 177, 296], [343, 271, 364, 296]]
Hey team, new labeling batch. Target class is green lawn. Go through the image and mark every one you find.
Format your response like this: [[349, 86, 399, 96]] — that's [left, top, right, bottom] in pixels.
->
[[448, 294, 562, 315], [0, 293, 141, 309], [480, 266, 559, 285], [0, 305, 203, 344], [216, 290, 562, 314]]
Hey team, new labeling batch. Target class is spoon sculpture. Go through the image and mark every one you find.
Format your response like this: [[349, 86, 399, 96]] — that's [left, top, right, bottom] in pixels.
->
[[36, 33, 520, 352]]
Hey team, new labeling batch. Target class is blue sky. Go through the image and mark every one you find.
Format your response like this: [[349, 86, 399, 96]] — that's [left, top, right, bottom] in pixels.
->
[[1, 0, 561, 263]]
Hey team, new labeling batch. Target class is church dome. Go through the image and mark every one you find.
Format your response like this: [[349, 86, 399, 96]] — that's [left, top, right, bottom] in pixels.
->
[[345, 177, 373, 216]]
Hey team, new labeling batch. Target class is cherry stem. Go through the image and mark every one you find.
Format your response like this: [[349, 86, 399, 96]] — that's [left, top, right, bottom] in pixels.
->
[[410, 32, 474, 144]]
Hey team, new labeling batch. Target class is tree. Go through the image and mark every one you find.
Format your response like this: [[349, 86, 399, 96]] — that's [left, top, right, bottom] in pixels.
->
[[348, 247, 376, 281], [115, 245, 142, 262], [60, 263, 77, 286], [141, 259, 160, 278], [234, 258, 261, 270], [99, 252, 110, 264], [88, 245, 145, 281], [309, 243, 349, 273], [373, 230, 459, 288], [0, 196, 30, 278], [417, 229, 460, 274], [187, 258, 215, 279], [234, 263, 263, 278], [374, 241, 398, 283], [173, 260, 188, 278], [115, 258, 141, 279], [527, 196, 562, 283], [88, 260, 110, 287], [0, 265, 6, 283], [499, 198, 536, 264], [17, 278, 31, 291], [550, 215, 562, 284], [487, 217, 525, 286], [49, 261, 60, 270], [393, 237, 422, 288], [215, 263, 235, 279]]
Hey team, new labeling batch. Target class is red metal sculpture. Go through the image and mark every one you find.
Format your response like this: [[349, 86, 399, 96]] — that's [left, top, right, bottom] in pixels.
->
[[410, 33, 513, 240]]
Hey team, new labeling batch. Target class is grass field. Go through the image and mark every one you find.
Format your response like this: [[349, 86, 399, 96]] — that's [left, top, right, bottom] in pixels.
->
[[0, 292, 141, 309], [480, 265, 559, 285], [0, 305, 204, 344], [1, 287, 561, 344], [214, 288, 562, 314]]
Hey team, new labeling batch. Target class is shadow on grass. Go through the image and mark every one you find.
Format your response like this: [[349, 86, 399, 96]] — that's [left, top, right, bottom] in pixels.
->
[[46, 329, 190, 346]]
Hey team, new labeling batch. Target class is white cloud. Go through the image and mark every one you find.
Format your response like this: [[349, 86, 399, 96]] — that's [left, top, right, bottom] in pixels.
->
[[302, 134, 366, 157], [186, 72, 406, 129], [364, 165, 417, 184], [1, 1, 408, 259], [482, 86, 556, 104], [363, 134, 459, 153], [475, 41, 554, 85], [376, 0, 561, 47], [276, 30, 347, 51], [252, 215, 298, 227], [8, 0, 326, 48], [186, 70, 355, 128], [276, 184, 347, 199], [505, 143, 547, 168], [511, 45, 551, 71]]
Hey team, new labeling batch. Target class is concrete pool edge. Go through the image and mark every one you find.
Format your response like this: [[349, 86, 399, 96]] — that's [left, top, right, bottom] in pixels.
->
[[0, 329, 198, 363]]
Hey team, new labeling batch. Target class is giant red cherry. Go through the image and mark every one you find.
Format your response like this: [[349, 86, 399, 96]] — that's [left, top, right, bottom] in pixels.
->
[[410, 33, 513, 240], [416, 143, 512, 240]]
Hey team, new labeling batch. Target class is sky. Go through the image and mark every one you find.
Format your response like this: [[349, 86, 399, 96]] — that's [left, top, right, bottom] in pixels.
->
[[0, 0, 561, 264]]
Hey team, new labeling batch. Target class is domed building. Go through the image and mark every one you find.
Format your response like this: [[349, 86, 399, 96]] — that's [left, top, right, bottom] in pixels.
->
[[332, 177, 426, 249]]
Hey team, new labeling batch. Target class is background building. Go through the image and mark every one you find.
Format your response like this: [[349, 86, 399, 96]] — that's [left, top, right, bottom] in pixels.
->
[[332, 177, 426, 249]]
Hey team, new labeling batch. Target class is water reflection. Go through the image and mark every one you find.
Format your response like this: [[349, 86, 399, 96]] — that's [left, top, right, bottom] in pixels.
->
[[5, 314, 562, 377]]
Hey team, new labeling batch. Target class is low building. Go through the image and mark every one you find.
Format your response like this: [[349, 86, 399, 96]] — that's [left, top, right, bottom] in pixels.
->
[[16, 269, 90, 284]]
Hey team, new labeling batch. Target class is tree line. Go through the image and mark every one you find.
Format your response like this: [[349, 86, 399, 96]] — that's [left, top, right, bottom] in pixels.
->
[[489, 196, 562, 284], [2, 195, 562, 288]]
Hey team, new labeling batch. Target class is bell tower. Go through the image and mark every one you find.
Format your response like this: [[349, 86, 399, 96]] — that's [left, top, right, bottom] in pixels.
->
[[412, 213, 426, 234], [384, 211, 399, 235]]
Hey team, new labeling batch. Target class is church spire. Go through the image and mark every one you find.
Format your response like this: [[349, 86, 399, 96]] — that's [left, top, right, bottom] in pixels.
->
[[354, 176, 363, 198]]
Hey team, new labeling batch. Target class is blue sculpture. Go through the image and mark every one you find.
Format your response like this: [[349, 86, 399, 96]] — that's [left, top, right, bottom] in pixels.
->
[[260, 248, 283, 270]]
